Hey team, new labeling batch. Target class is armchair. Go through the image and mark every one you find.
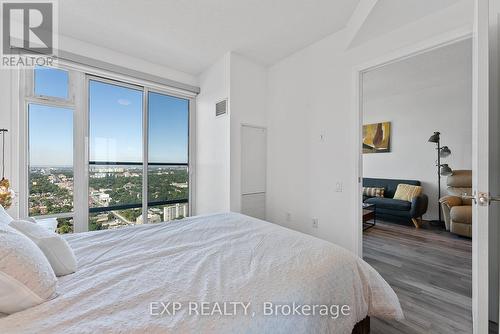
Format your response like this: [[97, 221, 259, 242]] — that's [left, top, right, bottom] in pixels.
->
[[439, 170, 472, 237]]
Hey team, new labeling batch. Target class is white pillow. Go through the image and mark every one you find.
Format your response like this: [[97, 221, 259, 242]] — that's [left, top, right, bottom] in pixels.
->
[[0, 223, 57, 314], [10, 220, 77, 277], [0, 205, 13, 225]]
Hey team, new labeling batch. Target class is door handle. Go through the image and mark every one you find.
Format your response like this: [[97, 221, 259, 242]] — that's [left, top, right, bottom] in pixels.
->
[[477, 192, 489, 206], [463, 192, 500, 206]]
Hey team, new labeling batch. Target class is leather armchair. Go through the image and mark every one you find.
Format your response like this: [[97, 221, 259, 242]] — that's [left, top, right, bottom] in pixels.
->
[[439, 170, 472, 237]]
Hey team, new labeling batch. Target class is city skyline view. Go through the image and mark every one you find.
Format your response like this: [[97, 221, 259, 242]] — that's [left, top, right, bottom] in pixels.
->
[[30, 164, 189, 233]]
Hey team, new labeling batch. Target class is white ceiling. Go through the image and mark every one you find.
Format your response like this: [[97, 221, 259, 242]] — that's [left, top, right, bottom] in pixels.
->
[[349, 0, 462, 48], [59, 0, 360, 75], [362, 38, 472, 102]]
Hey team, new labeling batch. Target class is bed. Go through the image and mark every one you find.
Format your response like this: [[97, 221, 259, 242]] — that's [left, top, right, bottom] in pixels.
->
[[0, 212, 403, 333]]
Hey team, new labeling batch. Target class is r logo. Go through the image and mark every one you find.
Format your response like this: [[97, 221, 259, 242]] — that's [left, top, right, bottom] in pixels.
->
[[2, 2, 53, 54]]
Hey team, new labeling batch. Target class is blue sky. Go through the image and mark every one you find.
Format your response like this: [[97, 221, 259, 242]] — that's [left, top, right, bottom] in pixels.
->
[[148, 91, 189, 163], [35, 66, 68, 99], [30, 67, 189, 167], [29, 104, 73, 167]]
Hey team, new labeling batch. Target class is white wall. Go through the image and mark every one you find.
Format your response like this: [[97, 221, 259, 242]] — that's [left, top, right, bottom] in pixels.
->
[[195, 52, 268, 215], [229, 53, 268, 213], [195, 53, 231, 214], [266, 0, 472, 251], [362, 39, 472, 220]]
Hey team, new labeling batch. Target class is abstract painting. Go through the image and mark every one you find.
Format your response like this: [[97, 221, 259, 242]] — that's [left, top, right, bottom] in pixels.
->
[[363, 122, 391, 153]]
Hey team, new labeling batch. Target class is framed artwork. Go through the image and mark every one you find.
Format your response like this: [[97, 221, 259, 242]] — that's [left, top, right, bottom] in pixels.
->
[[363, 121, 391, 153]]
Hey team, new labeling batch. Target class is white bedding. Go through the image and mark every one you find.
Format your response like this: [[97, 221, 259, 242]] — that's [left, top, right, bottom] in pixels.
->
[[0, 212, 403, 333]]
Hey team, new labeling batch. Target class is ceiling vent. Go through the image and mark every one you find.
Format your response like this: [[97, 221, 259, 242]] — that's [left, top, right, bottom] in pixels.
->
[[215, 99, 228, 117]]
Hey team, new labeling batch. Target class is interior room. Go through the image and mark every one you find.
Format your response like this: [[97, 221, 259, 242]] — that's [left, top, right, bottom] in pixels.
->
[[0, 1, 498, 333], [361, 39, 473, 333]]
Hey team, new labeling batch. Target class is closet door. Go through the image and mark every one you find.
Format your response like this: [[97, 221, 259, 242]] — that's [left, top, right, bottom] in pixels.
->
[[241, 125, 266, 220]]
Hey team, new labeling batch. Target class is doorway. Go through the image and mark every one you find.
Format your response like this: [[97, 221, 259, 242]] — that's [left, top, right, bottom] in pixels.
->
[[241, 124, 267, 220], [358, 38, 473, 333]]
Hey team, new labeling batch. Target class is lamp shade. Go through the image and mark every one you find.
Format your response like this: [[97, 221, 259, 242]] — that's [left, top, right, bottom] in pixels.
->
[[439, 146, 451, 158], [440, 164, 453, 176], [428, 131, 440, 143]]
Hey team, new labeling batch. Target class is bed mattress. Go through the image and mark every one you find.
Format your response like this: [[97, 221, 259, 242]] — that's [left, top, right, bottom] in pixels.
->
[[0, 212, 403, 333]]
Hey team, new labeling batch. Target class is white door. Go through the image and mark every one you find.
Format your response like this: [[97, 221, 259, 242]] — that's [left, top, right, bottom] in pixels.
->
[[241, 125, 267, 220], [472, 0, 491, 332]]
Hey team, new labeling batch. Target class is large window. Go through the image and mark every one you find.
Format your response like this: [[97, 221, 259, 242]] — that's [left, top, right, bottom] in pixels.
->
[[23, 66, 194, 233], [27, 67, 75, 233], [88, 79, 144, 230], [28, 104, 74, 216], [87, 81, 190, 230], [147, 92, 189, 222]]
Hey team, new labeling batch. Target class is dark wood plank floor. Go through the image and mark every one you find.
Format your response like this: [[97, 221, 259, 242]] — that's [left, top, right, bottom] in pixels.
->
[[363, 221, 472, 334]]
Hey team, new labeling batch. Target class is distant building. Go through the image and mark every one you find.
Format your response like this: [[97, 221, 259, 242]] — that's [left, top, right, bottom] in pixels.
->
[[39, 206, 48, 215], [136, 213, 161, 225], [164, 203, 188, 221], [99, 193, 110, 204], [102, 219, 129, 230], [171, 182, 188, 188], [96, 213, 109, 223]]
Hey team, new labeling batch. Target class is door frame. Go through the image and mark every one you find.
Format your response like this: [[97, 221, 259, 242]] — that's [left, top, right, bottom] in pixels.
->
[[352, 26, 472, 256], [471, 0, 489, 332], [351, 26, 485, 330]]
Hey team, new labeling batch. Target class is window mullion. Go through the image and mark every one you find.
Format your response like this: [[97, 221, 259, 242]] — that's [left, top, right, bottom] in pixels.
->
[[73, 72, 88, 233], [142, 89, 149, 224], [188, 98, 195, 216]]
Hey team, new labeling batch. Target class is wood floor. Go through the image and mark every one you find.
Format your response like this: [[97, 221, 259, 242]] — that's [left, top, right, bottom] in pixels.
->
[[363, 221, 472, 334]]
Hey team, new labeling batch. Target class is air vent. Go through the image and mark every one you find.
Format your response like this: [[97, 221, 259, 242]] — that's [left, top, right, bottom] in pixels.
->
[[215, 99, 228, 117]]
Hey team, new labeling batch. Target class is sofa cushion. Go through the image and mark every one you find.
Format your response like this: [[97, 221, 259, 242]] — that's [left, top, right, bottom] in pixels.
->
[[450, 206, 472, 225], [393, 184, 423, 202], [363, 187, 384, 198], [447, 187, 473, 205], [364, 197, 412, 211], [363, 178, 420, 199], [447, 170, 472, 188], [451, 222, 472, 237]]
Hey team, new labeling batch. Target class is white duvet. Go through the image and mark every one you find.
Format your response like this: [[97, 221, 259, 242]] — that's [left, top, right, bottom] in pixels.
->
[[0, 213, 403, 334]]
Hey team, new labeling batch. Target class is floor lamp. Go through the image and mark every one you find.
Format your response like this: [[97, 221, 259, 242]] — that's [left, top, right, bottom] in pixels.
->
[[428, 132, 453, 224]]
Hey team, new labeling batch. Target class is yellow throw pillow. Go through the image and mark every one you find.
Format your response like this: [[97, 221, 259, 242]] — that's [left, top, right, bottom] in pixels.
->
[[393, 184, 422, 202]]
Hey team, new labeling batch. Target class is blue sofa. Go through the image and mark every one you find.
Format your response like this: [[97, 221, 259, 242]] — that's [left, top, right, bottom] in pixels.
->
[[363, 178, 428, 226]]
